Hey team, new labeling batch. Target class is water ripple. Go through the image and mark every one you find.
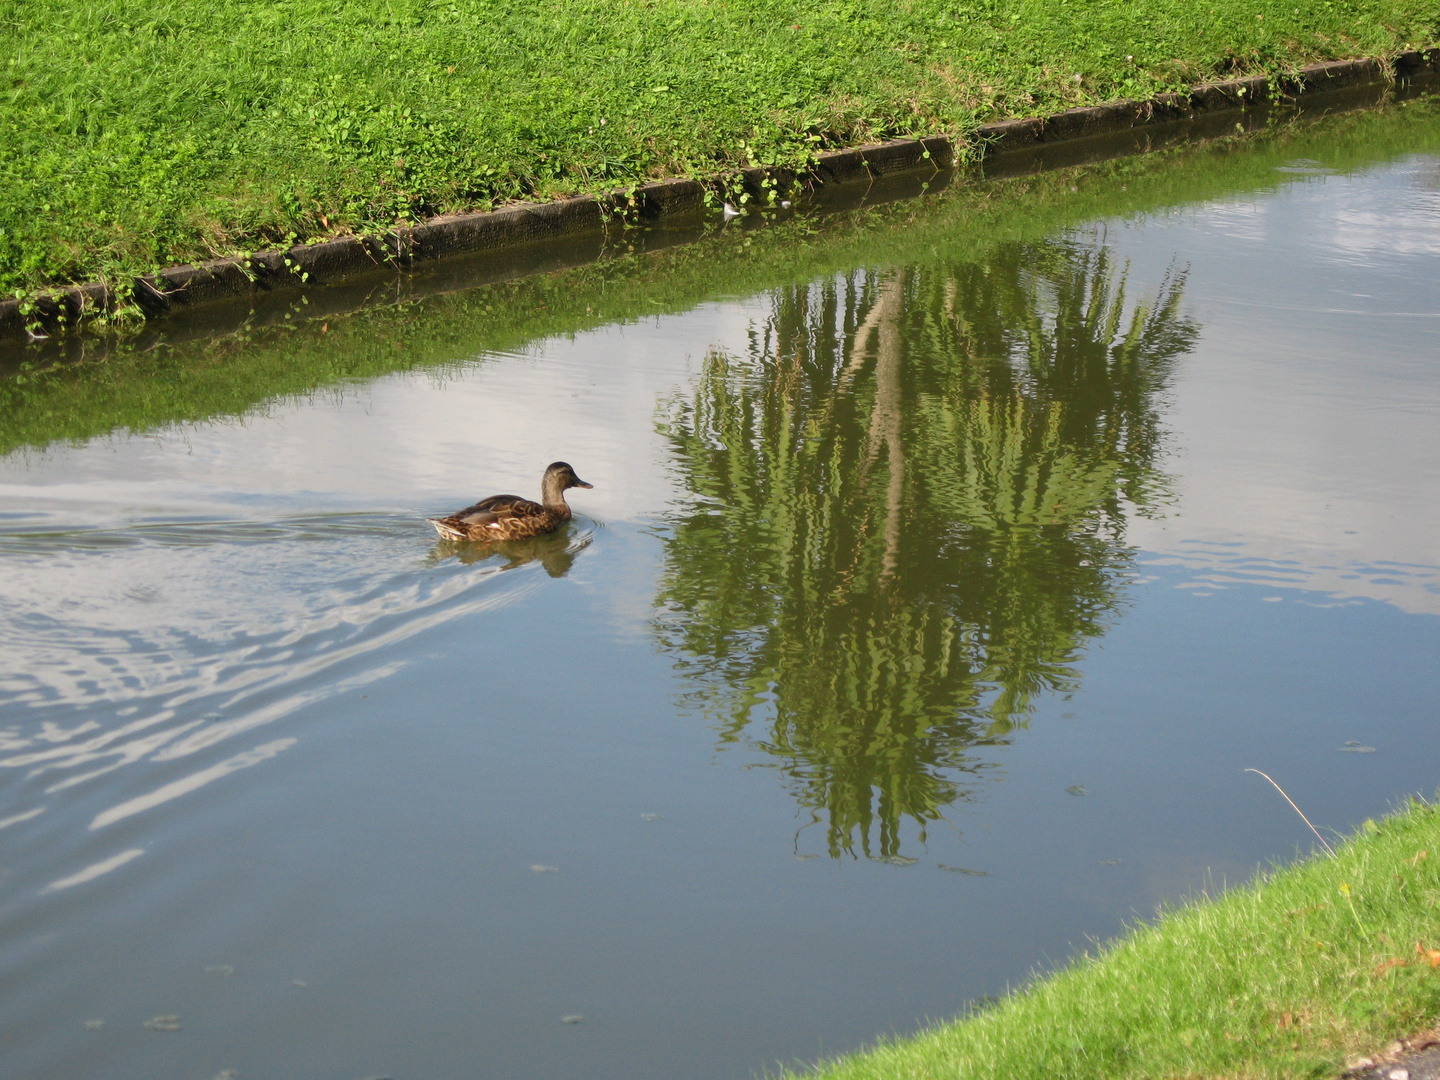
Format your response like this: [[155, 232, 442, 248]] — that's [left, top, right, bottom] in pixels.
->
[[0, 512, 590, 862], [1141, 542, 1440, 613]]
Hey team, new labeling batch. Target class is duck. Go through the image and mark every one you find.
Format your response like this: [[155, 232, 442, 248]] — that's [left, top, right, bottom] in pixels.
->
[[426, 462, 593, 542]]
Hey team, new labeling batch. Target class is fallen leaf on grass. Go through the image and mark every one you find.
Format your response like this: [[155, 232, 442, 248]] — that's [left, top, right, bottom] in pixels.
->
[[1415, 942, 1440, 967], [1410, 850, 1429, 868], [1374, 957, 1408, 977]]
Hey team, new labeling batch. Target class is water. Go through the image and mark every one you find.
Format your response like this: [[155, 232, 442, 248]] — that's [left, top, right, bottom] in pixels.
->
[[2, 96, 1439, 1080]]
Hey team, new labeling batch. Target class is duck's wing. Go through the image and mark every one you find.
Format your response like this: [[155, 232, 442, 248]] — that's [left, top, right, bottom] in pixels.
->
[[454, 494, 544, 526]]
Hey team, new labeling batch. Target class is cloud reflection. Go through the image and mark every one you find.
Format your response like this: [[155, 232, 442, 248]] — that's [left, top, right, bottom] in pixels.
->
[[0, 512, 564, 843], [91, 738, 296, 830], [44, 847, 145, 892]]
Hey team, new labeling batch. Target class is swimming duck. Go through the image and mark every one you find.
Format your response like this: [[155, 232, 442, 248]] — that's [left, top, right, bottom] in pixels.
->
[[426, 462, 593, 542]]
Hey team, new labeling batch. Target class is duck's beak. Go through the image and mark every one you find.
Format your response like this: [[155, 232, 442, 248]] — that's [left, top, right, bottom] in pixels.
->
[[573, 476, 594, 489]]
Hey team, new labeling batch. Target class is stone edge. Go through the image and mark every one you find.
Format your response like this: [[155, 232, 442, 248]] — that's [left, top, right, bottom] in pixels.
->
[[3, 50, 1437, 340]]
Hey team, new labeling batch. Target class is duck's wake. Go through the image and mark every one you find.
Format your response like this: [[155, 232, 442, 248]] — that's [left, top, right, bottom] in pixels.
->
[[0, 510, 588, 890]]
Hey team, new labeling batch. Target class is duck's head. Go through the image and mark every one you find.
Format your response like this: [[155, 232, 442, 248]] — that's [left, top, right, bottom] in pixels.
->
[[544, 461, 593, 492]]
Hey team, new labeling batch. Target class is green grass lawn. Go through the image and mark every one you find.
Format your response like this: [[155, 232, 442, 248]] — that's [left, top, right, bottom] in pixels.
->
[[791, 796, 1440, 1080], [2, 0, 1437, 296]]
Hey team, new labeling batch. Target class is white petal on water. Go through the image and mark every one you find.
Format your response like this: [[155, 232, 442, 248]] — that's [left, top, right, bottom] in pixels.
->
[[83, 1019, 104, 1031], [639, 813, 661, 821], [204, 963, 235, 976], [143, 1014, 181, 1032], [1100, 859, 1123, 866], [292, 980, 309, 989], [530, 864, 558, 873], [1337, 745, 1377, 753], [1065, 785, 1089, 796], [561, 1014, 584, 1024]]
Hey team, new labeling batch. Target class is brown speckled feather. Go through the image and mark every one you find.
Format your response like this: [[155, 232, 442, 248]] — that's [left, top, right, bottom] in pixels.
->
[[427, 462, 592, 542]]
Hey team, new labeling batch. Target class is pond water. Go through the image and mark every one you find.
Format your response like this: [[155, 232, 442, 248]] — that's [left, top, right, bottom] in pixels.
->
[[2, 95, 1439, 1080]]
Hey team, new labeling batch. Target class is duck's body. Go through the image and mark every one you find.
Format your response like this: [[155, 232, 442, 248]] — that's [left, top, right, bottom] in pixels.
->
[[426, 462, 592, 542]]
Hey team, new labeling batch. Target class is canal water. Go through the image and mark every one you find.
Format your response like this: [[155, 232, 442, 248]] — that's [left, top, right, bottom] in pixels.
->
[[1, 95, 1438, 1080]]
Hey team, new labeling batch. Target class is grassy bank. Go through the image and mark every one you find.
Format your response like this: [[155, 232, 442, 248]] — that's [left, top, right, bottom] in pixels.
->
[[4, 92, 1439, 457], [791, 794, 1440, 1080], [2, 0, 1438, 298]]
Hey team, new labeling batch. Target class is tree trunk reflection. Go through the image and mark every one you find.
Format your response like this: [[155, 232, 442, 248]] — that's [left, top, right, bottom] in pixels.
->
[[654, 236, 1198, 859]]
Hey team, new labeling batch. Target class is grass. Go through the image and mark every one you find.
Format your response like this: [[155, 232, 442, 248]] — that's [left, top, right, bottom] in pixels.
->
[[4, 91, 1439, 458], [787, 794, 1440, 1080], [2, 0, 1438, 299]]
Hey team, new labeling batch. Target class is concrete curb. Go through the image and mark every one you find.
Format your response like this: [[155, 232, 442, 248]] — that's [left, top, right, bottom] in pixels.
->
[[3, 50, 1436, 341]]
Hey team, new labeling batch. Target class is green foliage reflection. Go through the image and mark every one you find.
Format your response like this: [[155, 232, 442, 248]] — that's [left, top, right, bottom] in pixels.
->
[[654, 236, 1198, 858]]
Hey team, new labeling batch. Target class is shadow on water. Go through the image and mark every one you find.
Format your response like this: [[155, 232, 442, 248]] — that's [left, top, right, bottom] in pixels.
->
[[426, 525, 595, 577], [653, 234, 1198, 860]]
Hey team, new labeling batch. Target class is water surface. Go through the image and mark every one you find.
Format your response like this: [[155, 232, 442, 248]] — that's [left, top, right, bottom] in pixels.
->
[[2, 96, 1439, 1080]]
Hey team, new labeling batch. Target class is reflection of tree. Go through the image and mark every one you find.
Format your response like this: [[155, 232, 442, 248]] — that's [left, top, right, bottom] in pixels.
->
[[653, 237, 1198, 859]]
